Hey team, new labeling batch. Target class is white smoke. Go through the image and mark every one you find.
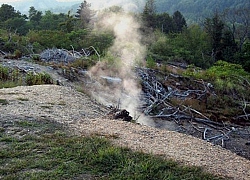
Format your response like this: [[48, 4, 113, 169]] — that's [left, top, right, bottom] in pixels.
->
[[88, 10, 146, 118]]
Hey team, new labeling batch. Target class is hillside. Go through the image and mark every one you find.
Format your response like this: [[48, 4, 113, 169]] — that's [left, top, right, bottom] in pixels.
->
[[155, 0, 250, 23], [2, 0, 249, 23]]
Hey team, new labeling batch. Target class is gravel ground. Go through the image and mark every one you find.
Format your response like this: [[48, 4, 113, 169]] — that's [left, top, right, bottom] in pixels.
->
[[0, 85, 250, 180]]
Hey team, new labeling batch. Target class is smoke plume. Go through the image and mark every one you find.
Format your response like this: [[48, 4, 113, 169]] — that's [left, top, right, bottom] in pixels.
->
[[88, 9, 146, 118]]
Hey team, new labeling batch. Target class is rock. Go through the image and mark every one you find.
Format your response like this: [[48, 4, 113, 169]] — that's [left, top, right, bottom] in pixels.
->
[[114, 109, 133, 122]]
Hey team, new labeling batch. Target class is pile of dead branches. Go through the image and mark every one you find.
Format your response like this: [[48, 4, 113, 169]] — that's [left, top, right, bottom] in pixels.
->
[[39, 46, 100, 64], [135, 67, 240, 146], [136, 67, 214, 117], [40, 48, 81, 63]]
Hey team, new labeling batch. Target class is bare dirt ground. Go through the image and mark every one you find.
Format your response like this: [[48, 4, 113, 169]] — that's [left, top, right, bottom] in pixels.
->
[[0, 58, 250, 179]]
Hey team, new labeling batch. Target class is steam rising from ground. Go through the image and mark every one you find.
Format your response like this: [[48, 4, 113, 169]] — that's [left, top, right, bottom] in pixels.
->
[[88, 10, 147, 119]]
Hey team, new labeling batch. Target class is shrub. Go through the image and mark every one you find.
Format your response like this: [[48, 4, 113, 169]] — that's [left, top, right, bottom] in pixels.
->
[[25, 72, 53, 86], [14, 50, 22, 58], [0, 65, 9, 81], [146, 55, 156, 69]]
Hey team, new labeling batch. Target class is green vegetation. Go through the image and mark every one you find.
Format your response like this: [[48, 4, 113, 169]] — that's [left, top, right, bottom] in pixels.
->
[[0, 1, 249, 72], [0, 119, 224, 180], [0, 64, 22, 88], [184, 61, 250, 119], [0, 64, 53, 88], [25, 72, 53, 86]]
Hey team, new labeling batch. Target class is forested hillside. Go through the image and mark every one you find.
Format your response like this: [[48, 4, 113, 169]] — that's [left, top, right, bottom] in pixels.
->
[[155, 0, 250, 23]]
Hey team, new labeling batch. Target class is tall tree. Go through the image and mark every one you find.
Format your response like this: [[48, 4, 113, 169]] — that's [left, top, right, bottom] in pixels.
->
[[204, 12, 225, 62], [221, 30, 238, 63], [142, 0, 157, 28], [75, 0, 94, 29], [0, 4, 21, 22], [60, 11, 75, 33], [4, 17, 28, 35], [154, 13, 174, 34], [28, 6, 42, 28], [40, 11, 69, 31], [172, 11, 187, 33]]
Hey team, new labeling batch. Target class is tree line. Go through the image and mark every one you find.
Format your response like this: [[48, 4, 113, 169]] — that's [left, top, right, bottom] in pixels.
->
[[0, 0, 249, 72]]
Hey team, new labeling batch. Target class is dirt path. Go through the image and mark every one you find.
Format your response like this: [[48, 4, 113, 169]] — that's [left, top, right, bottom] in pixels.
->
[[0, 85, 250, 180]]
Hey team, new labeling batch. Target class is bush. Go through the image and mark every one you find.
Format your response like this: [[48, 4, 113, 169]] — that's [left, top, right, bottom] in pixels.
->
[[14, 50, 22, 58], [146, 55, 156, 69], [0, 65, 9, 81], [25, 72, 53, 86]]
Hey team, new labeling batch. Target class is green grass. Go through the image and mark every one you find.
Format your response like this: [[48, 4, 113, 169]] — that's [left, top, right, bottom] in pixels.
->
[[0, 80, 22, 89], [0, 120, 225, 180]]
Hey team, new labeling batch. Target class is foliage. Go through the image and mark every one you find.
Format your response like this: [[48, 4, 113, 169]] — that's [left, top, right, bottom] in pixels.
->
[[146, 55, 156, 68], [27, 30, 71, 49], [0, 65, 9, 81], [1, 67, 53, 88], [154, 12, 175, 34], [28, 6, 42, 29], [206, 60, 249, 79], [25, 72, 53, 86], [26, 29, 114, 54], [148, 30, 173, 61], [185, 61, 250, 111], [0, 119, 224, 180], [0, 1, 249, 74], [59, 11, 75, 33], [0, 65, 22, 88], [148, 26, 212, 68], [40, 11, 69, 31], [142, 0, 187, 34], [70, 57, 96, 70], [204, 13, 225, 61], [172, 10, 187, 32], [0, 4, 23, 22], [142, 0, 157, 28], [183, 61, 250, 120], [75, 0, 95, 29]]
